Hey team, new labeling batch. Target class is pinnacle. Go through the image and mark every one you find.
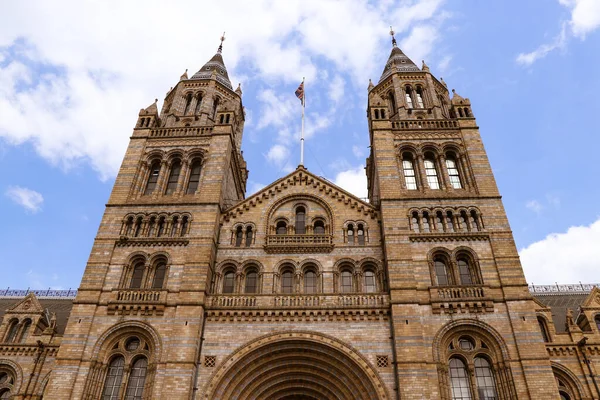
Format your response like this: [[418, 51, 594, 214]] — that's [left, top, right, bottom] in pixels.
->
[[190, 49, 233, 89], [379, 45, 419, 83]]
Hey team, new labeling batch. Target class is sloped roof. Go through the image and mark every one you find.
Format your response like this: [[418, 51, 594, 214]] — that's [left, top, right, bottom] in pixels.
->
[[190, 50, 233, 89], [0, 297, 74, 336], [532, 292, 590, 333], [379, 45, 420, 83]]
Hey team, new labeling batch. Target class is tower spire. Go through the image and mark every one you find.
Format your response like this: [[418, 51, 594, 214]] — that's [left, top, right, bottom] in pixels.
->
[[389, 26, 397, 47]]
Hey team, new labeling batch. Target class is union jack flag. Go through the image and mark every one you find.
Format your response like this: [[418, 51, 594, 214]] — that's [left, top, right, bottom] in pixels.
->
[[295, 81, 304, 105]]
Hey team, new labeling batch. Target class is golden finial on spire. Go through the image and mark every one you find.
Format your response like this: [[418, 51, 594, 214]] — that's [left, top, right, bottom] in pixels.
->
[[218, 32, 226, 53], [389, 26, 397, 47]]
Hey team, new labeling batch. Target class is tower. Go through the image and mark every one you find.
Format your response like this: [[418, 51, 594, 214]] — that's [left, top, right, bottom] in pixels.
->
[[44, 40, 248, 398]]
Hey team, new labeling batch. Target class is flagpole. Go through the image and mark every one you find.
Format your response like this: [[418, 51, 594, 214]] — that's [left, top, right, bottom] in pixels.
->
[[300, 77, 305, 167]]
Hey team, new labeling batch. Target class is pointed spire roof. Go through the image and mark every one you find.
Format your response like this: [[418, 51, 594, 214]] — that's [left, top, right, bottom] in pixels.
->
[[191, 33, 233, 89], [379, 27, 419, 82]]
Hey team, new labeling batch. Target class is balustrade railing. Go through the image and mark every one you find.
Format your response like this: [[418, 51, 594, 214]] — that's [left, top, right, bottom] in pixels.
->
[[150, 127, 212, 138], [115, 290, 162, 303], [392, 120, 458, 130], [436, 286, 485, 300], [266, 234, 333, 245]]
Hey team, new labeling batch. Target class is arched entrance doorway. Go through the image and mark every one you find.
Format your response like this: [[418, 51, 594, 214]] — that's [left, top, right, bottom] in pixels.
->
[[202, 332, 389, 400]]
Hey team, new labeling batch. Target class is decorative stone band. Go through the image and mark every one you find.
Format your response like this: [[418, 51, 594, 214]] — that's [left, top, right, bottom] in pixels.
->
[[208, 294, 390, 309]]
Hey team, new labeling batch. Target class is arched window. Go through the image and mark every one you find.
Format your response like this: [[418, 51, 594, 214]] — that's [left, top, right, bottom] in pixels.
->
[[212, 98, 220, 119], [130, 261, 145, 289], [170, 216, 179, 237], [470, 211, 480, 232], [184, 93, 193, 115], [538, 317, 551, 342], [304, 271, 317, 294], [474, 357, 498, 399], [19, 319, 32, 343], [449, 358, 471, 400], [222, 271, 235, 294], [340, 270, 353, 293], [276, 221, 287, 235], [357, 224, 365, 245], [194, 93, 203, 114], [422, 212, 431, 233], [235, 226, 243, 247], [446, 156, 462, 189], [156, 217, 165, 237], [446, 211, 455, 232], [180, 216, 189, 236], [165, 160, 181, 195], [144, 160, 161, 195], [459, 211, 469, 232], [434, 259, 451, 285], [147, 217, 156, 237], [388, 91, 396, 115], [152, 262, 167, 289], [424, 155, 440, 189], [416, 87, 425, 108], [313, 220, 325, 235], [405, 86, 413, 108], [245, 227, 253, 247], [245, 270, 258, 294], [364, 270, 377, 293], [133, 217, 143, 237], [411, 212, 420, 233], [101, 356, 125, 399], [295, 207, 306, 234], [125, 357, 148, 399], [458, 259, 473, 285], [402, 153, 418, 190], [124, 216, 134, 236], [281, 270, 294, 294], [347, 224, 355, 243], [186, 159, 202, 194], [4, 320, 19, 343], [0, 389, 10, 399], [435, 211, 444, 231]]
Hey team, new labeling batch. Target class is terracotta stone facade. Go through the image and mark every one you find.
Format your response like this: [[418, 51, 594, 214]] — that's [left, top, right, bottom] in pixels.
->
[[1, 41, 599, 399]]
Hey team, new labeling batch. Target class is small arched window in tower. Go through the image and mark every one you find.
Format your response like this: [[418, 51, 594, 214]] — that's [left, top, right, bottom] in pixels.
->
[[446, 156, 462, 189], [449, 358, 471, 400], [434, 259, 451, 286], [435, 211, 444, 231], [422, 212, 431, 233], [374, 109, 380, 119], [186, 160, 202, 194], [212, 98, 220, 119], [152, 262, 167, 289], [125, 357, 148, 399], [156, 217, 165, 237], [458, 108, 464, 118], [165, 160, 181, 195], [170, 216, 179, 237], [364, 270, 377, 293], [195, 93, 203, 114], [102, 356, 125, 399], [245, 227, 253, 247], [341, 270, 353, 293], [405, 86, 413, 108], [424, 155, 440, 189], [446, 211, 455, 232], [124, 216, 134, 236], [134, 217, 143, 237], [470, 210, 480, 232], [416, 87, 425, 108], [19, 319, 32, 343], [245, 270, 258, 294], [235, 226, 243, 247], [147, 217, 156, 237], [357, 224, 365, 245], [281, 270, 294, 294], [295, 207, 306, 234], [304, 271, 317, 294], [463, 107, 470, 117], [459, 211, 469, 232], [314, 220, 325, 235], [276, 221, 287, 235], [458, 259, 473, 285], [347, 224, 355, 243], [180, 216, 189, 236], [388, 91, 396, 115], [380, 109, 386, 119], [144, 160, 161, 195], [222, 271, 235, 294], [184, 93, 193, 115], [595, 315, 600, 332], [4, 320, 19, 343], [402, 153, 418, 190], [411, 212, 420, 233], [538, 317, 551, 342], [219, 114, 225, 124], [474, 357, 498, 399], [130, 261, 145, 289]]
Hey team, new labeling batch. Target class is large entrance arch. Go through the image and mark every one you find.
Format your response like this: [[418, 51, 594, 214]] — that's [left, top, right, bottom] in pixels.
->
[[202, 331, 389, 400]]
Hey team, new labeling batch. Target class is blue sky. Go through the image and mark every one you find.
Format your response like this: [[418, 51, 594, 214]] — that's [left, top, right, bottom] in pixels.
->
[[1, 0, 599, 289]]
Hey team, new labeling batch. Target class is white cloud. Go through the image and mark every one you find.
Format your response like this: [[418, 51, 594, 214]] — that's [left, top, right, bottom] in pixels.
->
[[517, 0, 600, 66], [437, 54, 452, 73], [520, 217, 600, 284], [5, 186, 44, 213], [352, 145, 365, 159], [328, 75, 345, 104], [333, 165, 368, 200], [526, 200, 543, 214], [0, 0, 448, 179], [265, 144, 290, 165]]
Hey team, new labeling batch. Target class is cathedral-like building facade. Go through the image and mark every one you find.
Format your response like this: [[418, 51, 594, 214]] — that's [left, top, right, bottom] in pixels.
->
[[1, 39, 599, 400]]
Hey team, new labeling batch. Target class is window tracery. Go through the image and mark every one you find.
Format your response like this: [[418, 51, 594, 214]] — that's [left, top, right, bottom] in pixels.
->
[[121, 254, 170, 291], [429, 248, 483, 287]]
